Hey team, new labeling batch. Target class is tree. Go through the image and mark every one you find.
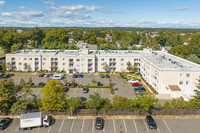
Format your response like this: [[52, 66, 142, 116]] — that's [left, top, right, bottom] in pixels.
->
[[165, 34, 183, 47], [126, 62, 138, 73], [20, 78, 26, 85], [112, 96, 133, 110], [194, 77, 200, 108], [30, 27, 45, 48], [162, 101, 171, 109], [67, 97, 82, 115], [24, 63, 28, 71], [187, 54, 200, 64], [168, 45, 189, 58], [28, 77, 33, 84], [85, 92, 103, 112], [0, 80, 16, 112], [11, 43, 24, 52], [92, 79, 97, 85], [188, 32, 200, 57], [102, 62, 110, 72], [126, 62, 133, 72], [1, 62, 6, 72], [101, 98, 112, 110], [40, 80, 68, 111], [133, 93, 160, 113]]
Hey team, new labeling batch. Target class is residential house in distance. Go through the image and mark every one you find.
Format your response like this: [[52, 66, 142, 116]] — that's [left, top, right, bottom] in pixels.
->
[[6, 48, 200, 99], [75, 43, 97, 50], [68, 38, 74, 44], [105, 35, 112, 42]]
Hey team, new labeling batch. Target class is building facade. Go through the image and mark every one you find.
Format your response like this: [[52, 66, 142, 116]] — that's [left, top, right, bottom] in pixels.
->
[[6, 48, 200, 98]]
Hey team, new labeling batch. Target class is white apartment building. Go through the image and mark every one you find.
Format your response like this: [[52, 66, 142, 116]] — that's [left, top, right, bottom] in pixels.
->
[[6, 48, 200, 98]]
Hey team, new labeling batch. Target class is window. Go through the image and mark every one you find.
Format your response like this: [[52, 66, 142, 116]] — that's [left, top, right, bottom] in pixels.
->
[[81, 59, 85, 62], [76, 59, 80, 62], [186, 74, 190, 77], [43, 63, 45, 65], [180, 73, 184, 78], [63, 63, 66, 66], [121, 58, 124, 61], [19, 63, 22, 65], [81, 64, 84, 67], [186, 81, 190, 85], [121, 63, 124, 66], [101, 58, 104, 61], [24, 58, 26, 60], [101, 63, 104, 66], [43, 58, 46, 60], [76, 64, 80, 67], [179, 81, 183, 85], [29, 58, 32, 60], [19, 57, 21, 60], [63, 58, 65, 61]]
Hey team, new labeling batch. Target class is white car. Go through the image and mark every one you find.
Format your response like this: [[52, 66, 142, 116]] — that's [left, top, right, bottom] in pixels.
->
[[128, 79, 139, 83]]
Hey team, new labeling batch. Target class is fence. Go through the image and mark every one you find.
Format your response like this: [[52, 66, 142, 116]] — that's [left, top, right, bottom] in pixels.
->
[[2, 109, 200, 116]]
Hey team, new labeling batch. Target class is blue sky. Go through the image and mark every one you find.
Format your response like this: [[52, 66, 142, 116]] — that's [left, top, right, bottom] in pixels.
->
[[0, 0, 200, 28]]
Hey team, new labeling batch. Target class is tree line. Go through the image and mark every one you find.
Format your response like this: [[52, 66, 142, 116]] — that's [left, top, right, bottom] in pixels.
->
[[1, 78, 200, 115]]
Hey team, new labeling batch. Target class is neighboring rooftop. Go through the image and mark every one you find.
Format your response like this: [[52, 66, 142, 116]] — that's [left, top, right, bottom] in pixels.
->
[[168, 85, 181, 91]]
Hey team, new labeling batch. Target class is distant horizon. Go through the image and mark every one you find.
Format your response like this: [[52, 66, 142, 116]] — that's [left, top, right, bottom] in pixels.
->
[[0, 0, 200, 28]]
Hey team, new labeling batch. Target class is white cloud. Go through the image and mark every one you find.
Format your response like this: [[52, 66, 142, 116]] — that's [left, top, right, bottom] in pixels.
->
[[42, 0, 55, 6], [1, 12, 13, 16], [0, 1, 5, 6], [18, 6, 26, 9], [174, 7, 188, 11], [59, 5, 103, 12]]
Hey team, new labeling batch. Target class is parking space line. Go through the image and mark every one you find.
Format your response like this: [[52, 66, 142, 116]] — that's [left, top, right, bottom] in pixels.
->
[[157, 126, 160, 132], [59, 119, 65, 133], [123, 119, 128, 132], [103, 123, 105, 133], [113, 119, 116, 133], [102, 88, 103, 95], [162, 119, 171, 133], [92, 119, 94, 133], [143, 119, 149, 133], [81, 119, 84, 133], [15, 125, 19, 132], [37, 127, 40, 132], [133, 119, 138, 133], [48, 126, 52, 132], [70, 119, 75, 133]]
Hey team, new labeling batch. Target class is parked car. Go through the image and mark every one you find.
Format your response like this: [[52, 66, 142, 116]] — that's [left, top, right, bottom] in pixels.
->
[[82, 87, 89, 93], [132, 83, 142, 87], [146, 115, 157, 129], [97, 82, 103, 86], [44, 74, 50, 78], [65, 82, 71, 86], [78, 74, 84, 78], [106, 74, 110, 78], [100, 74, 105, 78], [73, 74, 78, 78], [6, 73, 14, 78], [134, 89, 146, 95], [71, 83, 78, 87], [39, 74, 45, 77], [0, 118, 12, 130], [26, 83, 35, 86], [136, 86, 146, 91], [38, 82, 45, 87], [128, 79, 139, 83], [95, 117, 104, 130]]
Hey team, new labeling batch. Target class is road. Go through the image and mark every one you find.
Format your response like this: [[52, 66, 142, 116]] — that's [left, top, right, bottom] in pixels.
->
[[2, 118, 200, 133]]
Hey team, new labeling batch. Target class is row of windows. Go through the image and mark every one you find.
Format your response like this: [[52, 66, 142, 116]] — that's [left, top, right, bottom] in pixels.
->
[[101, 58, 140, 61], [179, 81, 190, 85], [180, 73, 190, 78]]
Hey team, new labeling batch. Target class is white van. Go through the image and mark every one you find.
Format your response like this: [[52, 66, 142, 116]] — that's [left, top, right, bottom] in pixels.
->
[[50, 74, 65, 80]]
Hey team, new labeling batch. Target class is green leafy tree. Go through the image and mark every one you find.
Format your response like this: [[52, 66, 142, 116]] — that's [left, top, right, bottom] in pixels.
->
[[162, 101, 171, 109], [187, 54, 200, 64], [133, 93, 160, 113], [101, 98, 112, 110], [40, 80, 68, 111], [20, 78, 26, 85], [102, 62, 110, 72], [67, 97, 82, 115], [86, 92, 103, 112], [0, 80, 16, 111], [28, 77, 33, 84], [112, 96, 133, 110], [194, 77, 200, 108], [11, 43, 24, 52], [165, 34, 183, 47], [30, 27, 45, 48], [188, 32, 200, 57], [92, 79, 97, 85], [1, 62, 6, 72], [168, 45, 189, 58]]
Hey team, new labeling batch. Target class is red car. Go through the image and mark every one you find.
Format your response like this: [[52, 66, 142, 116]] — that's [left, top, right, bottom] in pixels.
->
[[6, 73, 15, 77], [132, 83, 142, 87]]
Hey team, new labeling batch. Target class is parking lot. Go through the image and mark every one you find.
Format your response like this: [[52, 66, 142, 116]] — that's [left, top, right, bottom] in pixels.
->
[[11, 74, 135, 100], [2, 118, 200, 133]]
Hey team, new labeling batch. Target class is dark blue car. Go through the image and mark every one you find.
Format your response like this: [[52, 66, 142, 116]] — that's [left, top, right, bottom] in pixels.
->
[[78, 74, 84, 78]]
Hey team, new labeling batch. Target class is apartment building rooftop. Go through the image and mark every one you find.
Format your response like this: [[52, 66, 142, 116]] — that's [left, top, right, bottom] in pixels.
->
[[7, 48, 200, 70]]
